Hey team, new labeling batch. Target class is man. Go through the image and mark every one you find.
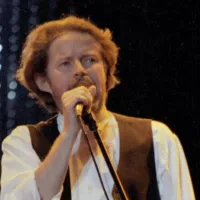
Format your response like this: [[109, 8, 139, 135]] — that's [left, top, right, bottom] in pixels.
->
[[0, 16, 195, 200]]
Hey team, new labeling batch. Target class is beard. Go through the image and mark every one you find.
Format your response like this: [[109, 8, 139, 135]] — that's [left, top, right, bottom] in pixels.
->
[[73, 75, 94, 89], [73, 76, 106, 114], [50, 75, 107, 115]]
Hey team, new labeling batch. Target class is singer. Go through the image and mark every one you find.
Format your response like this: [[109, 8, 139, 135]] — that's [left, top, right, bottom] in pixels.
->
[[0, 16, 195, 200]]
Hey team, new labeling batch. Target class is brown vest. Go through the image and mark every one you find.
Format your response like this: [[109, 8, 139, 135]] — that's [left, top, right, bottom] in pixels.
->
[[27, 113, 160, 200]]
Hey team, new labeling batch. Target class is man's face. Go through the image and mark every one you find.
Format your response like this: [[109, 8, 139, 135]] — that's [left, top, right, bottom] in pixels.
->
[[40, 31, 107, 114]]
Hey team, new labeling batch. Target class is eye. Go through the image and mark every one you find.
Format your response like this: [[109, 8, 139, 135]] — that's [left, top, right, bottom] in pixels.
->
[[59, 61, 70, 68], [82, 56, 97, 68], [86, 57, 96, 63]]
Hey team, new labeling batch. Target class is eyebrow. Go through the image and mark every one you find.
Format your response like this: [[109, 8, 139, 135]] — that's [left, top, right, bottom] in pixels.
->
[[56, 56, 72, 61], [81, 53, 99, 58], [56, 52, 100, 61], [80, 48, 102, 58]]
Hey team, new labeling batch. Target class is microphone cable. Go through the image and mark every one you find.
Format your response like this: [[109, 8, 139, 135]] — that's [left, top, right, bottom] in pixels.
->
[[77, 114, 110, 200], [81, 109, 129, 200]]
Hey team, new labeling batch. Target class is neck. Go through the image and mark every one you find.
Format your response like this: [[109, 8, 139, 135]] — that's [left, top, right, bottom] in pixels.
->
[[92, 106, 109, 124]]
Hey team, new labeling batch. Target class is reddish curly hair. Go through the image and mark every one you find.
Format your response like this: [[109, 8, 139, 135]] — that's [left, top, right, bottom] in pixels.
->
[[16, 15, 120, 113]]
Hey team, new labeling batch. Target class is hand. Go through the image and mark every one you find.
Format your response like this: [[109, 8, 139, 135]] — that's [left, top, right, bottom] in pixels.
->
[[61, 85, 96, 143]]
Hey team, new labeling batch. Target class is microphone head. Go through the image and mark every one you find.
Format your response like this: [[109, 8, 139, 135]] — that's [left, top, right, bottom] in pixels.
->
[[75, 103, 83, 117]]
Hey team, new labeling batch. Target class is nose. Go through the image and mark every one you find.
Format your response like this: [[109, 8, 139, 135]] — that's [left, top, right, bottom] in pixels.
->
[[73, 60, 88, 80]]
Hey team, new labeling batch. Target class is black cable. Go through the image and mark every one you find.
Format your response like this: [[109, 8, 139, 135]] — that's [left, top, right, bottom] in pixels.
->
[[82, 112, 129, 200], [77, 115, 110, 200]]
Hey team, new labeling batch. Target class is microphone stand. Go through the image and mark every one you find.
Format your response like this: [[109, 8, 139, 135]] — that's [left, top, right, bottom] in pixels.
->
[[80, 110, 129, 200]]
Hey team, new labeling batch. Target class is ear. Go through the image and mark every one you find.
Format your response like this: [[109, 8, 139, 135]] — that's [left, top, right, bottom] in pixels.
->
[[35, 74, 52, 94]]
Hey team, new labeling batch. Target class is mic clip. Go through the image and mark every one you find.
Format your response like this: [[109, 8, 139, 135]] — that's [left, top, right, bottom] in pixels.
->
[[81, 110, 97, 132]]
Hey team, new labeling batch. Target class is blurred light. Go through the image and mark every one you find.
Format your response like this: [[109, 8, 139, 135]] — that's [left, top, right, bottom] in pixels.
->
[[8, 54, 17, 62], [0, 64, 2, 71], [9, 17, 19, 24], [6, 119, 15, 129], [10, 44, 18, 52], [12, 13, 20, 19], [8, 110, 16, 118], [9, 63, 17, 71], [0, 26, 2, 33], [9, 81, 17, 90], [12, 0, 20, 5], [30, 5, 39, 12], [12, 7, 20, 14], [0, 44, 3, 52], [7, 91, 16, 100], [7, 72, 15, 82], [29, 17, 37, 25], [11, 25, 20, 33], [9, 35, 18, 44]]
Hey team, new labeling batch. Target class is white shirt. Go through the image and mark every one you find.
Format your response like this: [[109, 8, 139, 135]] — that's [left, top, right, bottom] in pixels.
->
[[0, 112, 195, 200]]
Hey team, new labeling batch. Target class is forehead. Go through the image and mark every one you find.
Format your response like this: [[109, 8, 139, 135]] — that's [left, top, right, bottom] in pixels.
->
[[48, 31, 102, 57]]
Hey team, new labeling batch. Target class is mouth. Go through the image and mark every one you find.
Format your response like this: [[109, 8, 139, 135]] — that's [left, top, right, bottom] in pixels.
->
[[73, 78, 100, 110]]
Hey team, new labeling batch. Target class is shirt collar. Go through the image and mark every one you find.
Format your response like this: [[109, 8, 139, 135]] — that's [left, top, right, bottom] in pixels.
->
[[56, 111, 117, 156], [56, 110, 114, 134]]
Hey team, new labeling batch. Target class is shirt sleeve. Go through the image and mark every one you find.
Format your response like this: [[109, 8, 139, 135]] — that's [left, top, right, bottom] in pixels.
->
[[0, 125, 63, 200], [152, 121, 195, 200]]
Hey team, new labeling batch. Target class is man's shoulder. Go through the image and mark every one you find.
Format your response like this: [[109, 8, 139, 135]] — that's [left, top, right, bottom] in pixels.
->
[[2, 125, 31, 149], [151, 119, 176, 146], [3, 115, 58, 143], [112, 112, 173, 133], [111, 112, 153, 142], [111, 111, 152, 125], [26, 114, 58, 132]]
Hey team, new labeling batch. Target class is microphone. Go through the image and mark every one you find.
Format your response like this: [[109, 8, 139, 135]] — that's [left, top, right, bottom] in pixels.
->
[[75, 103, 84, 117], [75, 102, 92, 117], [75, 103, 128, 200]]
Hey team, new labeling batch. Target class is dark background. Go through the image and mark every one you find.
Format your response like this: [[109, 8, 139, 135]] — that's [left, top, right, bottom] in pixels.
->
[[0, 0, 199, 199]]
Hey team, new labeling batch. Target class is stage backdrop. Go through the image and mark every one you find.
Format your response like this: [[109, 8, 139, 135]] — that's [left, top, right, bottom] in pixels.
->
[[0, 0, 199, 198]]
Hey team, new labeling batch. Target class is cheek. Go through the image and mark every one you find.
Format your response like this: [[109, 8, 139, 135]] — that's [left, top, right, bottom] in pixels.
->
[[97, 69, 106, 86], [89, 68, 106, 91], [48, 72, 75, 97], [51, 83, 67, 98]]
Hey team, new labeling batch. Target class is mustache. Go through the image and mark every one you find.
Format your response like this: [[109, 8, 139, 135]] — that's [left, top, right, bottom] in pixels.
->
[[73, 76, 95, 88]]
